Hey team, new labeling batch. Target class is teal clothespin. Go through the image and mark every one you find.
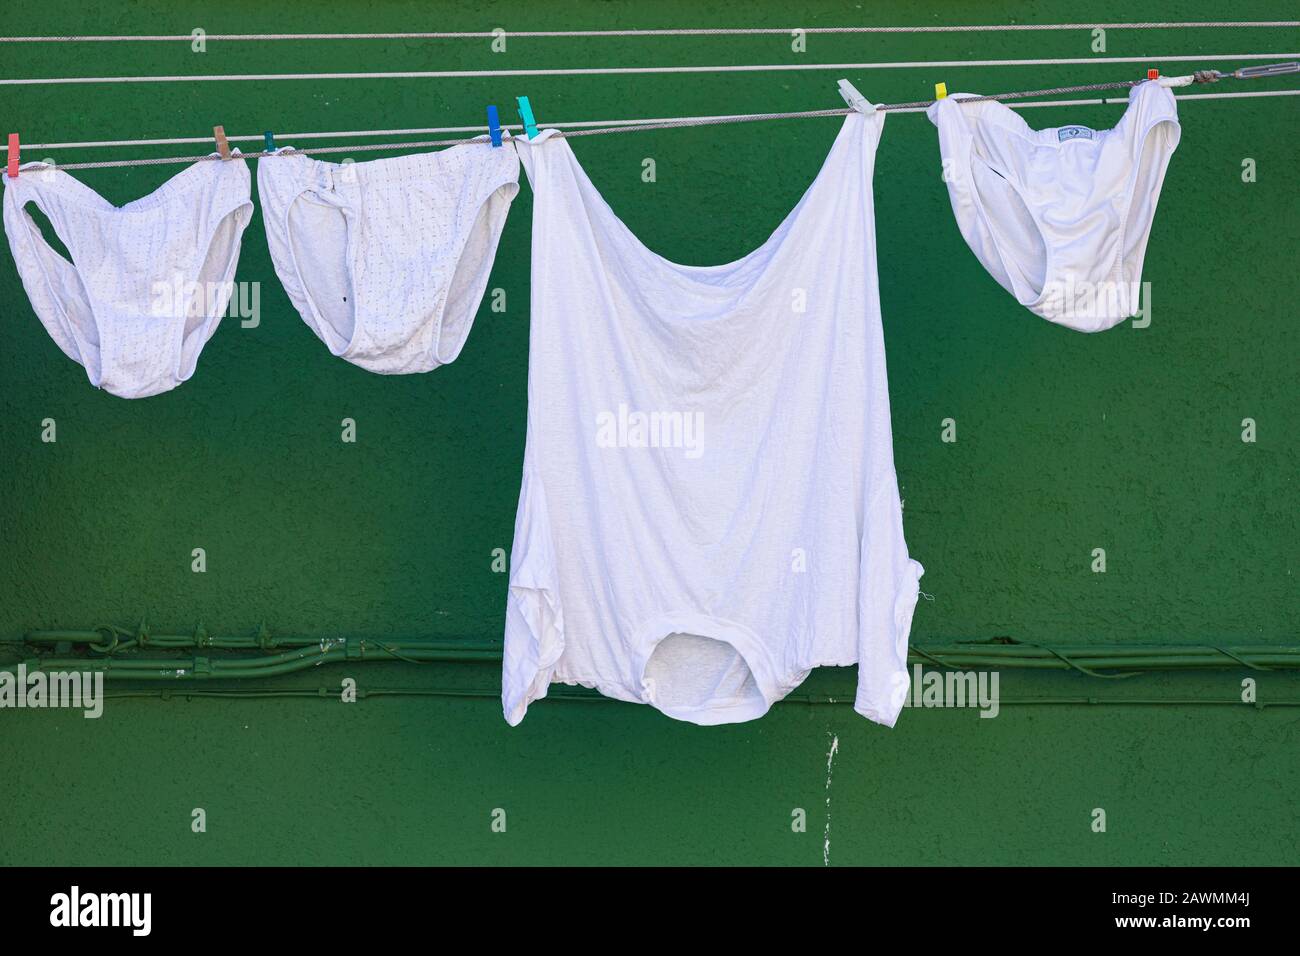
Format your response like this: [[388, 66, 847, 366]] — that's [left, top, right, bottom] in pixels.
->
[[515, 96, 538, 140], [264, 130, 276, 152]]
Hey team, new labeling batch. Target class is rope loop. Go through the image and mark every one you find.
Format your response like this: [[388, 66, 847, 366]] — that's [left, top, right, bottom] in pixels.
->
[[88, 624, 120, 653]]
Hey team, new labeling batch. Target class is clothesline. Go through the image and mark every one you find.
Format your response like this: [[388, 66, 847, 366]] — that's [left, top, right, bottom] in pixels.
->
[[6, 62, 1297, 172], [0, 21, 1297, 41], [22, 89, 1293, 152]]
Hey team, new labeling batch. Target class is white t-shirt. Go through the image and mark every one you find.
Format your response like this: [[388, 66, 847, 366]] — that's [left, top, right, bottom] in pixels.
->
[[504, 100, 923, 726]]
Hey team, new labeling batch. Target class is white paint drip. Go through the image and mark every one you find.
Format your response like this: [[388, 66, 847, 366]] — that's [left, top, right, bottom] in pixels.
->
[[823, 733, 839, 866]]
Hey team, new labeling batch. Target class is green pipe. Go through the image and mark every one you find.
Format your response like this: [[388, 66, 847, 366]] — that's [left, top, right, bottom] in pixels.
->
[[9, 627, 1300, 681], [82, 687, 1300, 708], [17, 628, 1298, 659], [15, 625, 500, 654], [21, 645, 504, 679], [16, 627, 1296, 663], [16, 648, 1300, 681]]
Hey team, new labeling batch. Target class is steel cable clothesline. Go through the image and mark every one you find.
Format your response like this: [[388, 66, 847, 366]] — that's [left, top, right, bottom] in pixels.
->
[[7, 61, 1298, 173], [0, 21, 1297, 41], [14, 89, 1298, 152]]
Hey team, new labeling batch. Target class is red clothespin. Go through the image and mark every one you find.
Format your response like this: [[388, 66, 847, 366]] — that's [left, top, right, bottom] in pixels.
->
[[6, 133, 18, 179], [1147, 69, 1160, 80], [213, 125, 231, 160]]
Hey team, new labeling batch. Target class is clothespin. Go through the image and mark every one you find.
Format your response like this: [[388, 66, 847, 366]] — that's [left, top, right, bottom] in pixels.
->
[[837, 79, 872, 115], [1147, 68, 1160, 80], [264, 130, 276, 152], [515, 96, 538, 140], [213, 125, 231, 160], [486, 105, 503, 147], [6, 133, 18, 179], [934, 82, 948, 100]]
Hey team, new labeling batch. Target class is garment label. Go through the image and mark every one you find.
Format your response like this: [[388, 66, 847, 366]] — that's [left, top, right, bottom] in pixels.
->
[[1057, 125, 1095, 142]]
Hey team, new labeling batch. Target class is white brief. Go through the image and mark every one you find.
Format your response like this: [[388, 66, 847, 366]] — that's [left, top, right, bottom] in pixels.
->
[[504, 87, 924, 727], [258, 142, 519, 374], [927, 80, 1181, 331], [2, 154, 253, 398]]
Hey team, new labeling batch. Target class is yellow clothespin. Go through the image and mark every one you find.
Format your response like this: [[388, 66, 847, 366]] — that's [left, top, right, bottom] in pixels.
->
[[934, 82, 948, 100]]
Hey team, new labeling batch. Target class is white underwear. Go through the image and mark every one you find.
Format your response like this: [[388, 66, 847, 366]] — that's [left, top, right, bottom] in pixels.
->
[[2, 154, 253, 398], [504, 87, 924, 727], [257, 142, 519, 374], [927, 80, 1181, 331]]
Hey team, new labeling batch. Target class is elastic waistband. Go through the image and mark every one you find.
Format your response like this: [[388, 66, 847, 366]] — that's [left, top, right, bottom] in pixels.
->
[[267, 137, 515, 191], [4, 150, 249, 214], [934, 80, 1175, 147]]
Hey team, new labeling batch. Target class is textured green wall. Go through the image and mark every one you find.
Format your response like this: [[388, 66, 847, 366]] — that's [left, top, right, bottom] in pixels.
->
[[1, 1, 1296, 865]]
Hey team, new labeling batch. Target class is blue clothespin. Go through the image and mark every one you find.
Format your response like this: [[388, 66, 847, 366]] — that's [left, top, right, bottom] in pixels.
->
[[486, 105, 503, 147], [264, 130, 276, 152], [515, 96, 538, 140]]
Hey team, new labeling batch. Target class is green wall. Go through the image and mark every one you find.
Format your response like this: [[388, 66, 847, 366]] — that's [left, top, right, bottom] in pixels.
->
[[1, 1, 1296, 865]]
